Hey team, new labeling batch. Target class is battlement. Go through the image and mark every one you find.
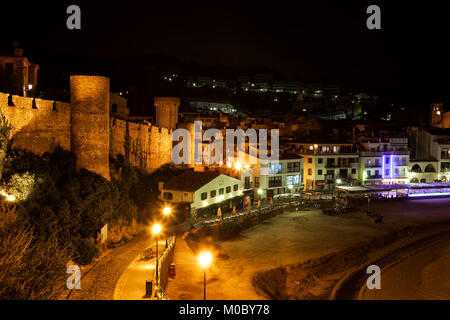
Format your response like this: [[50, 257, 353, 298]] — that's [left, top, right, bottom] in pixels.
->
[[0, 91, 71, 154], [0, 77, 178, 179]]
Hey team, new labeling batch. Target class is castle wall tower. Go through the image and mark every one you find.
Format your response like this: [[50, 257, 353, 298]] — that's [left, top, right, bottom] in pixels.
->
[[70, 75, 111, 180], [154, 97, 180, 130]]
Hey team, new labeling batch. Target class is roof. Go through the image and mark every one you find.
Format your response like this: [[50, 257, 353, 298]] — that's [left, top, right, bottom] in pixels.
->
[[163, 171, 223, 192], [279, 152, 303, 160]]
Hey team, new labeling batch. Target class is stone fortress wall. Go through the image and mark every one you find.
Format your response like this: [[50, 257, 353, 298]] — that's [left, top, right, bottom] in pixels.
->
[[0, 75, 179, 180]]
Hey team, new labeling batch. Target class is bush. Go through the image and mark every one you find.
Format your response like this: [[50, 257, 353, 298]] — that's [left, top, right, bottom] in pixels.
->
[[105, 218, 140, 248], [0, 204, 72, 299], [71, 238, 99, 266]]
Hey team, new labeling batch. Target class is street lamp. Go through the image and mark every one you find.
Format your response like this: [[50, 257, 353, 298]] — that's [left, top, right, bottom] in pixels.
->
[[198, 251, 212, 300], [152, 223, 162, 295], [163, 206, 171, 216], [162, 206, 171, 248]]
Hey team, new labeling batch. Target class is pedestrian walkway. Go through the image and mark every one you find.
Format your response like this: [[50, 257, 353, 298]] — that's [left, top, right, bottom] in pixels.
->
[[165, 236, 205, 300], [113, 240, 165, 300]]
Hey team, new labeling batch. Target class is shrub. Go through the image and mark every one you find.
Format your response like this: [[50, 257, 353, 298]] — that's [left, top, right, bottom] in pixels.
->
[[0, 204, 71, 299], [71, 238, 99, 266], [105, 218, 140, 248]]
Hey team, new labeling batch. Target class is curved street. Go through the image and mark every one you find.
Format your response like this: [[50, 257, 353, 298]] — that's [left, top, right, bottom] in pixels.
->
[[359, 236, 450, 300]]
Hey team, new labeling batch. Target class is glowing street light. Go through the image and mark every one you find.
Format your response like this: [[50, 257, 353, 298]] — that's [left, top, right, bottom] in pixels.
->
[[152, 223, 162, 295], [152, 223, 162, 236], [162, 206, 171, 248], [163, 206, 171, 216], [234, 162, 242, 170], [198, 251, 213, 300]]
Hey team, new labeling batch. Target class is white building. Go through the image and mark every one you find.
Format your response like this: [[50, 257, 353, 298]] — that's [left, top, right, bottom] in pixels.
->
[[159, 171, 243, 218], [410, 128, 450, 182], [258, 153, 304, 199], [358, 137, 410, 184]]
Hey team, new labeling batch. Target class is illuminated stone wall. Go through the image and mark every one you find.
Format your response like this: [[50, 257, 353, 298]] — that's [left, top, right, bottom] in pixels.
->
[[70, 75, 111, 180], [110, 118, 173, 172], [0, 92, 71, 155], [0, 79, 176, 180]]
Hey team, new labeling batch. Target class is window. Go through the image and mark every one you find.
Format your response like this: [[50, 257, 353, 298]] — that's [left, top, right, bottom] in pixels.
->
[[308, 168, 312, 176], [163, 192, 173, 200], [233, 184, 238, 191], [219, 188, 224, 195], [318, 158, 323, 164], [308, 158, 312, 163], [366, 170, 371, 177], [351, 168, 356, 174], [210, 190, 216, 198], [226, 186, 231, 193], [286, 175, 299, 185], [385, 157, 390, 164], [318, 169, 323, 175], [269, 163, 282, 174], [375, 170, 379, 176], [385, 169, 390, 176], [287, 162, 300, 172], [268, 176, 282, 187]]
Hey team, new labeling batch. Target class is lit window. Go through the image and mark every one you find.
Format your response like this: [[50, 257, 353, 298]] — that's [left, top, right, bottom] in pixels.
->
[[286, 175, 299, 185]]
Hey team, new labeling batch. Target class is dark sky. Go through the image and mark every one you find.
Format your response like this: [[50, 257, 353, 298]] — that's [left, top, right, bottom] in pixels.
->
[[1, 1, 449, 99]]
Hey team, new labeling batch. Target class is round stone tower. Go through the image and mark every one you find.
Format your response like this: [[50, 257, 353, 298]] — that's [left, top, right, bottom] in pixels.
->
[[154, 97, 180, 130], [70, 75, 111, 180]]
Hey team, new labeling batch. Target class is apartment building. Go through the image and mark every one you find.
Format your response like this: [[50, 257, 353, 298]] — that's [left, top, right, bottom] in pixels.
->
[[358, 137, 410, 184], [288, 142, 358, 191], [257, 153, 304, 199]]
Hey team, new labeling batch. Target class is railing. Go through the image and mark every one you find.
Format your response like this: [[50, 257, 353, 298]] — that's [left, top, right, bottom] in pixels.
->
[[360, 150, 409, 157], [268, 181, 282, 188], [153, 236, 176, 300]]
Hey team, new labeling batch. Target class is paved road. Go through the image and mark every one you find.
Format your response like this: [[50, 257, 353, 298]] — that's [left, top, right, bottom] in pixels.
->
[[67, 233, 151, 300], [360, 236, 450, 300]]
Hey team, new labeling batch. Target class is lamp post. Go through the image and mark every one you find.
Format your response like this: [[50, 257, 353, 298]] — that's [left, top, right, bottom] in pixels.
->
[[198, 251, 212, 300], [152, 223, 162, 295], [162, 206, 171, 248]]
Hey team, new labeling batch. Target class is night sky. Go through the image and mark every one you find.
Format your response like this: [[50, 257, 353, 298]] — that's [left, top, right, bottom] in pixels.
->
[[1, 1, 449, 102]]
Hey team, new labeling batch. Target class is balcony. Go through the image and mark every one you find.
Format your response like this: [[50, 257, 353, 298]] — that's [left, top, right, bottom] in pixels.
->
[[268, 181, 282, 188], [325, 163, 355, 168], [360, 150, 409, 157], [366, 174, 382, 179]]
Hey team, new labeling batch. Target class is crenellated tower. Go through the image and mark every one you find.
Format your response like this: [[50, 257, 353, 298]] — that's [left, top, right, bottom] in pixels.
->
[[70, 75, 111, 180], [154, 97, 180, 130]]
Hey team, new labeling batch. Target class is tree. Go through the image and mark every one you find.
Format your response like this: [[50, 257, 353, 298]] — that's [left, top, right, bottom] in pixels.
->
[[0, 112, 12, 180]]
